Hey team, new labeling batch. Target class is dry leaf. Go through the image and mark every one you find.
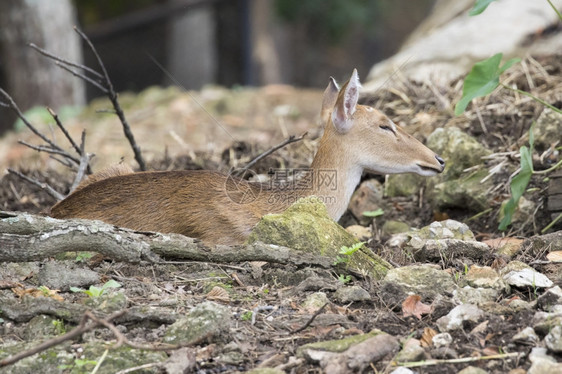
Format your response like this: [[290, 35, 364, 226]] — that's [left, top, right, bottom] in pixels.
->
[[421, 327, 437, 347], [470, 320, 489, 335], [402, 295, 432, 319], [12, 286, 64, 301], [206, 286, 230, 303], [482, 346, 500, 356], [546, 251, 562, 263]]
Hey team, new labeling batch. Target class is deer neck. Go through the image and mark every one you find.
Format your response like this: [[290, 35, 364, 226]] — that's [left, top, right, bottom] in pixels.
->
[[308, 134, 363, 221]]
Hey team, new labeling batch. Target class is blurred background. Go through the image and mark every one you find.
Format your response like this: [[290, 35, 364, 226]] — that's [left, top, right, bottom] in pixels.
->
[[0, 0, 436, 135]]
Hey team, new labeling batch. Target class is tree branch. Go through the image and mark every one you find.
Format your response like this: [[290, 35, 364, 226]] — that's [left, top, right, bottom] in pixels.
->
[[0, 211, 334, 268]]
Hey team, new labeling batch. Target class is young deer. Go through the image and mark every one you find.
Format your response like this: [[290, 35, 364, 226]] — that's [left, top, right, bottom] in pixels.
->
[[50, 70, 445, 245]]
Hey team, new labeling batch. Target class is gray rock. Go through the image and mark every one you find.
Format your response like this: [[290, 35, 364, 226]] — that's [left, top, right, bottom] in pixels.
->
[[164, 301, 231, 345], [394, 339, 425, 363], [537, 286, 562, 312], [431, 169, 493, 211], [500, 261, 553, 288], [248, 196, 391, 280], [545, 325, 562, 353], [22, 315, 60, 341], [389, 368, 415, 374], [426, 127, 491, 181], [512, 326, 539, 346], [532, 311, 562, 335], [334, 286, 371, 303], [464, 265, 509, 292], [436, 304, 484, 332], [382, 221, 411, 236], [385, 173, 426, 197], [528, 347, 562, 374], [298, 330, 400, 372], [37, 261, 100, 291], [432, 332, 453, 347], [457, 366, 489, 374], [404, 221, 490, 262], [452, 286, 500, 306], [380, 265, 456, 305], [348, 179, 384, 222], [302, 292, 330, 311]]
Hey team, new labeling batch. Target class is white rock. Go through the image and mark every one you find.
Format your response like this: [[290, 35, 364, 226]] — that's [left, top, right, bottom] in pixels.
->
[[432, 332, 453, 347], [502, 267, 553, 288], [436, 304, 484, 331]]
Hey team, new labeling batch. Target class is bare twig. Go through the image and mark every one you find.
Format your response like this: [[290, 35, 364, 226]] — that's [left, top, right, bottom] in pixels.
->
[[47, 107, 81, 155], [236, 132, 308, 175], [291, 302, 329, 333], [17, 140, 80, 165], [29, 42, 104, 80], [73, 26, 146, 171], [69, 131, 94, 193], [6, 168, 65, 201], [54, 61, 108, 93], [0, 88, 61, 151]]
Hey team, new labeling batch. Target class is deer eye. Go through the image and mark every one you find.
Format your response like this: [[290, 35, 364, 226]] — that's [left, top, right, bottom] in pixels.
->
[[380, 125, 395, 134]]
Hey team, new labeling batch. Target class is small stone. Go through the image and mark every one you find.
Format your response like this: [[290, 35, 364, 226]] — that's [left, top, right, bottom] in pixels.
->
[[348, 179, 384, 222], [545, 325, 562, 353], [512, 327, 539, 345], [394, 339, 425, 363], [381, 220, 411, 236], [345, 225, 372, 241], [465, 265, 508, 291], [389, 368, 415, 374], [302, 292, 330, 312], [537, 286, 562, 312], [333, 286, 371, 303], [452, 286, 499, 306], [457, 366, 488, 374], [432, 332, 452, 347], [164, 301, 231, 345], [436, 304, 484, 332], [380, 265, 456, 305], [528, 347, 562, 374], [501, 261, 553, 289], [532, 311, 562, 335]]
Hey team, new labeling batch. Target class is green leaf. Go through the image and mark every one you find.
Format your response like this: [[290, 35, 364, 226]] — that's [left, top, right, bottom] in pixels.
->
[[499, 145, 534, 230], [455, 54, 521, 115], [469, 0, 498, 16], [339, 242, 365, 256], [363, 208, 384, 217], [101, 279, 122, 291]]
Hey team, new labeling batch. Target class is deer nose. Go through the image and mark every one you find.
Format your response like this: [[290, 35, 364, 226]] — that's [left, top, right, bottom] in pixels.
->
[[435, 155, 445, 168]]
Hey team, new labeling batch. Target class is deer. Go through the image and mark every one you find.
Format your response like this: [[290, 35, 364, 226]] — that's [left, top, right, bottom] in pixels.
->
[[50, 70, 445, 245]]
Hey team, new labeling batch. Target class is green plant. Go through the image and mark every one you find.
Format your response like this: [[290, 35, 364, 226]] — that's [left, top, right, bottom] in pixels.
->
[[70, 279, 121, 298], [456, 1, 562, 231], [241, 311, 253, 321], [333, 242, 365, 265], [75, 252, 94, 262], [362, 209, 384, 218], [52, 319, 66, 334], [58, 358, 98, 370], [337, 274, 352, 284]]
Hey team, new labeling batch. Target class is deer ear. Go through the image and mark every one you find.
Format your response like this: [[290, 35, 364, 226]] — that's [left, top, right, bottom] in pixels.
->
[[320, 77, 339, 125], [331, 69, 361, 133]]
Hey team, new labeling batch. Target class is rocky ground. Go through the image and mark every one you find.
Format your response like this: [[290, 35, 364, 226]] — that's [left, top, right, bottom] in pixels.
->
[[0, 56, 561, 373]]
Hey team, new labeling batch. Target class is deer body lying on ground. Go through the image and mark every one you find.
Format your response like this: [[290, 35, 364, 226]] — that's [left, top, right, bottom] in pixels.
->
[[50, 70, 445, 245]]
